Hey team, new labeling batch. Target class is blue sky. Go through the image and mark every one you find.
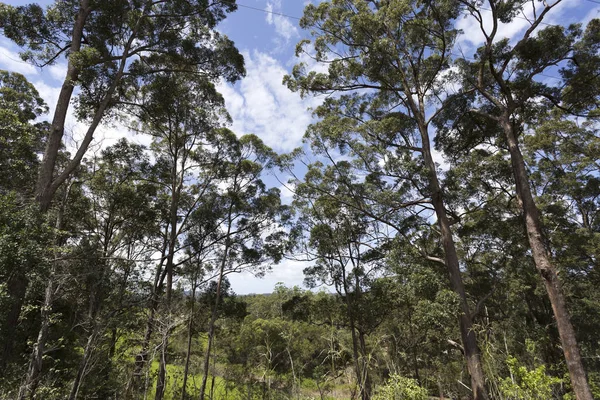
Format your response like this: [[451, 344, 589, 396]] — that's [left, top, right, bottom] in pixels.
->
[[1, 0, 599, 294]]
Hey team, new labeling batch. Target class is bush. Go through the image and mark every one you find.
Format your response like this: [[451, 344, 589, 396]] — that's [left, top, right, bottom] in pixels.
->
[[499, 356, 562, 399], [372, 375, 428, 400]]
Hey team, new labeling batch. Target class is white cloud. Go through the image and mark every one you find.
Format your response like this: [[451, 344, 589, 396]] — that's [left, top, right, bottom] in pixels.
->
[[228, 258, 309, 294], [218, 50, 322, 153], [48, 62, 67, 82], [31, 80, 60, 116], [278, 176, 296, 203], [0, 45, 38, 76], [582, 4, 600, 26], [31, 79, 141, 161], [456, 0, 586, 54], [265, 0, 299, 49]]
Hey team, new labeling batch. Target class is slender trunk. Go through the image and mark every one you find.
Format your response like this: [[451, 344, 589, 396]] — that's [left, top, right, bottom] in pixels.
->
[[103, 251, 133, 393], [155, 170, 181, 400], [199, 196, 235, 400], [181, 275, 198, 400], [210, 375, 216, 400], [199, 244, 230, 400], [358, 330, 371, 400], [128, 298, 158, 395], [127, 228, 169, 398], [67, 328, 97, 400], [17, 271, 54, 400], [69, 219, 113, 400], [353, 266, 370, 400], [286, 345, 297, 399], [36, 1, 90, 211], [502, 117, 593, 400], [18, 180, 73, 400], [342, 286, 364, 400], [419, 124, 488, 400], [155, 327, 170, 400]]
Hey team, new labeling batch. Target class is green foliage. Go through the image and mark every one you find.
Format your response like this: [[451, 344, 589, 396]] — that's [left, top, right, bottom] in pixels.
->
[[0, 69, 48, 193], [0, 0, 245, 120], [372, 375, 428, 400], [499, 356, 562, 400]]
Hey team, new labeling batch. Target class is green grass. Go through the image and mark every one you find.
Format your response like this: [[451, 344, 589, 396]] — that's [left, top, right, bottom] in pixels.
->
[[147, 361, 243, 400]]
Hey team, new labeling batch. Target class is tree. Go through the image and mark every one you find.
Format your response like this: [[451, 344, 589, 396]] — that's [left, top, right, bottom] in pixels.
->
[[0, 0, 245, 211], [286, 1, 488, 397], [126, 72, 228, 400], [197, 131, 289, 400], [0, 70, 48, 370], [440, 3, 600, 398], [0, 70, 48, 195], [292, 161, 389, 400], [66, 139, 158, 400]]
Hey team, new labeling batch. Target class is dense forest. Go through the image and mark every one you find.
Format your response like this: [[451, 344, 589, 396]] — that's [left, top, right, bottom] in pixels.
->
[[0, 0, 599, 399]]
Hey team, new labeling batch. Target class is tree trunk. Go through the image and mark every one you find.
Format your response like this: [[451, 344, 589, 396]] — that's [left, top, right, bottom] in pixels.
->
[[155, 173, 181, 400], [181, 274, 198, 400], [358, 330, 371, 400], [199, 245, 229, 400], [67, 327, 97, 400], [502, 117, 593, 400], [127, 228, 169, 398], [419, 125, 488, 400], [155, 327, 170, 400], [341, 277, 366, 400], [17, 273, 54, 400], [18, 180, 73, 400], [68, 221, 113, 400], [36, 1, 90, 211]]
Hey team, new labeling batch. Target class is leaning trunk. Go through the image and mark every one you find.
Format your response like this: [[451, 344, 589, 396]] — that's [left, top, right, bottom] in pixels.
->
[[67, 327, 98, 400], [68, 232, 111, 400], [420, 124, 488, 400], [36, 1, 90, 211], [502, 117, 593, 400]]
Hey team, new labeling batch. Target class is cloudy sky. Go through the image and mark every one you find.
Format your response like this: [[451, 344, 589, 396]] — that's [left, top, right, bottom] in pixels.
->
[[1, 0, 599, 294]]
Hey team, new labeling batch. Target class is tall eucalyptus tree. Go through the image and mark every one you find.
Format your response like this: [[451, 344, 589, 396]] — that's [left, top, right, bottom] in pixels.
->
[[439, 3, 600, 397], [0, 0, 245, 211], [286, 1, 488, 397]]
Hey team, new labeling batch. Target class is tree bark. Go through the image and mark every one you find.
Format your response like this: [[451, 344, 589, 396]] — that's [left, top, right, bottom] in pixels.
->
[[358, 330, 371, 400], [18, 180, 73, 400], [340, 266, 367, 400], [199, 243, 230, 400], [67, 327, 98, 400], [502, 117, 593, 400], [155, 157, 182, 400], [419, 124, 488, 400], [36, 1, 90, 211], [127, 227, 169, 398], [181, 274, 198, 400], [17, 271, 54, 400], [68, 224, 112, 400], [37, 0, 145, 211]]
